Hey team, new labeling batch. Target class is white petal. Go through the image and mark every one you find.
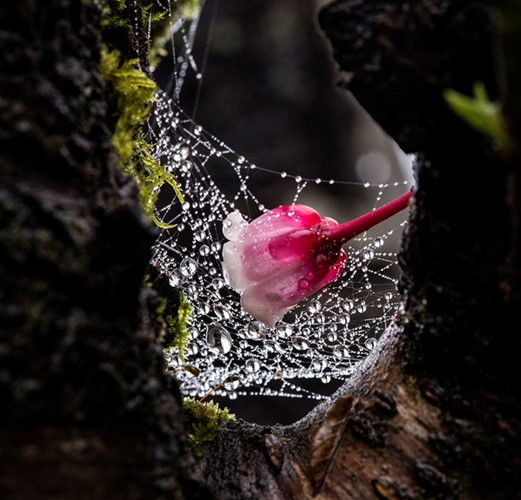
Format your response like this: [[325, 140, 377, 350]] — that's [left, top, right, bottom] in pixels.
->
[[222, 241, 252, 292], [241, 286, 291, 329], [222, 210, 248, 241]]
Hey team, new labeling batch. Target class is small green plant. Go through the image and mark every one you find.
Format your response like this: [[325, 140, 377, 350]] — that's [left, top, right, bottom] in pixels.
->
[[443, 81, 509, 149], [183, 397, 235, 457]]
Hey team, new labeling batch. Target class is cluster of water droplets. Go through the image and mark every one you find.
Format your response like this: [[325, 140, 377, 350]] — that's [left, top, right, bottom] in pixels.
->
[[145, 0, 411, 401]]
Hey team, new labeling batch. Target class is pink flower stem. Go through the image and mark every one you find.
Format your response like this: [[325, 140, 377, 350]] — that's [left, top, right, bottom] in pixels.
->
[[324, 190, 412, 244]]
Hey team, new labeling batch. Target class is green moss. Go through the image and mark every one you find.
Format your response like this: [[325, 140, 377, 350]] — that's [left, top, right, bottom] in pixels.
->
[[183, 397, 235, 457], [100, 45, 183, 228], [165, 292, 192, 362]]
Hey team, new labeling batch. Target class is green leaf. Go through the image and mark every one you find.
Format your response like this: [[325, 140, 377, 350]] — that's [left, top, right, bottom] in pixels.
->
[[443, 82, 508, 147]]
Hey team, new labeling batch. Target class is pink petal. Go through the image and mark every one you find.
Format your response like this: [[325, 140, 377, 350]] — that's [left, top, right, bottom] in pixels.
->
[[240, 249, 347, 327]]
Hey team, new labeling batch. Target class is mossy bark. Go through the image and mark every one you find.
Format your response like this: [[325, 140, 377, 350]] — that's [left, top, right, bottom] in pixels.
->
[[0, 1, 208, 498]]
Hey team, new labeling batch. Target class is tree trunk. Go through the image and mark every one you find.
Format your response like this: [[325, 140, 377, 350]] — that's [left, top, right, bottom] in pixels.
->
[[1, 0, 520, 499], [0, 1, 208, 498]]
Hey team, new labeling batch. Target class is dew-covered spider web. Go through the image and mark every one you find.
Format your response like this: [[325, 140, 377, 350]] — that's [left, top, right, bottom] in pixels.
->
[[144, 0, 413, 405]]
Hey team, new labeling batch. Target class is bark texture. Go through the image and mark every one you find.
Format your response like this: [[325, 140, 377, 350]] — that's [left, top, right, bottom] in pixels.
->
[[0, 1, 208, 498], [196, 1, 521, 499]]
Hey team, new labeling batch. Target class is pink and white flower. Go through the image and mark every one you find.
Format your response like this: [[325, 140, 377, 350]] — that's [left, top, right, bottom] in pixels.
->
[[221, 191, 412, 327]]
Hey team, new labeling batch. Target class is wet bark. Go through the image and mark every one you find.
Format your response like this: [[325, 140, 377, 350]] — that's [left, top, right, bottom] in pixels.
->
[[1, 0, 521, 499], [0, 1, 208, 498]]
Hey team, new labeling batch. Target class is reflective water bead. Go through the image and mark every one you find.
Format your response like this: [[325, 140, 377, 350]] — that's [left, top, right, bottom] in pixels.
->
[[168, 271, 181, 288], [199, 245, 210, 256], [307, 300, 322, 314], [385, 292, 393, 301], [246, 321, 266, 340], [342, 299, 354, 312], [363, 249, 374, 261], [206, 324, 232, 354], [245, 358, 261, 373], [357, 301, 367, 313], [365, 337, 377, 350], [177, 223, 185, 232], [321, 374, 332, 384], [292, 336, 309, 350], [214, 305, 231, 321], [337, 313, 350, 325], [276, 324, 293, 339], [298, 278, 310, 290], [333, 346, 349, 358], [212, 278, 225, 290], [210, 241, 222, 253], [374, 236, 384, 248], [194, 230, 206, 242], [295, 175, 302, 183], [223, 375, 240, 391], [326, 331, 338, 343], [281, 171, 287, 178], [180, 258, 197, 277]]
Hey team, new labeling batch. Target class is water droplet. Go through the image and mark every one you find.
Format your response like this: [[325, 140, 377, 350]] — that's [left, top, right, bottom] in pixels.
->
[[312, 359, 323, 371], [292, 336, 309, 350], [337, 313, 350, 325], [357, 301, 367, 313], [186, 344, 199, 356], [333, 346, 349, 358], [245, 358, 261, 373], [212, 278, 225, 290], [214, 305, 231, 320], [365, 337, 377, 350], [342, 299, 354, 312], [199, 245, 210, 256], [180, 258, 197, 277], [374, 236, 384, 248], [223, 375, 240, 391], [276, 324, 293, 339], [363, 249, 374, 260], [206, 324, 232, 354], [245, 321, 266, 340], [281, 171, 287, 178], [194, 125, 202, 135], [298, 278, 310, 290], [307, 300, 322, 314], [315, 178, 322, 184], [326, 332, 338, 343], [364, 182, 370, 188], [177, 223, 185, 232], [168, 271, 181, 287], [385, 292, 393, 301], [321, 374, 332, 383], [194, 230, 206, 242], [211, 241, 222, 253], [295, 175, 302, 183]]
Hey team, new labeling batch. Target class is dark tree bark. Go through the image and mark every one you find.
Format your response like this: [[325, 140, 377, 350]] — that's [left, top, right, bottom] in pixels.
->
[[0, 1, 208, 498], [1, 0, 520, 499]]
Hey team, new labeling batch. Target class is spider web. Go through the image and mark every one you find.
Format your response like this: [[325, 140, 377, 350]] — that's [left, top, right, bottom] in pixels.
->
[[145, 0, 412, 403]]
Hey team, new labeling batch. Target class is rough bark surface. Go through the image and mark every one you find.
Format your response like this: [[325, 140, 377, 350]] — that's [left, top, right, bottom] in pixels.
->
[[0, 1, 208, 498], [196, 1, 521, 499]]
